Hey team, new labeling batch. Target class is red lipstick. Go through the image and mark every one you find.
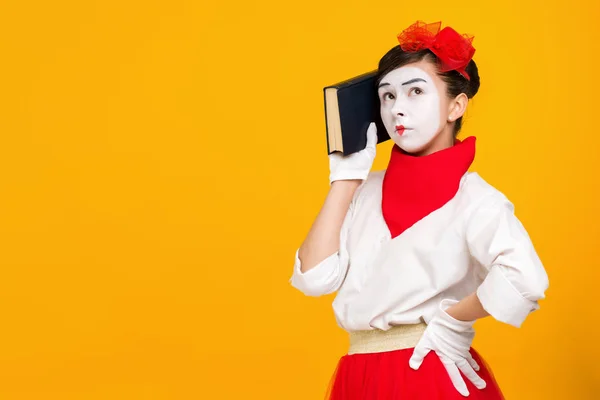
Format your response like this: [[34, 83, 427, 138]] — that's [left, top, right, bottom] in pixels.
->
[[396, 125, 406, 135]]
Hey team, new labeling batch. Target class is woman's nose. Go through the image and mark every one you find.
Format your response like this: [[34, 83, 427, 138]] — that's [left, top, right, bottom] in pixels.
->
[[391, 100, 405, 117]]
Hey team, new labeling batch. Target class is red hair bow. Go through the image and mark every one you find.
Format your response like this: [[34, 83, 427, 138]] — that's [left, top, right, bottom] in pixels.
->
[[397, 21, 476, 80]]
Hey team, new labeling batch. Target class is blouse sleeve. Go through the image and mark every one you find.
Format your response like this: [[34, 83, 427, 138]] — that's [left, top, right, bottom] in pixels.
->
[[289, 184, 359, 297], [466, 195, 549, 328]]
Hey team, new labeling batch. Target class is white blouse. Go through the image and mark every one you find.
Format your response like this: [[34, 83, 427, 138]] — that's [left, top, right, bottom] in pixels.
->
[[290, 170, 549, 331]]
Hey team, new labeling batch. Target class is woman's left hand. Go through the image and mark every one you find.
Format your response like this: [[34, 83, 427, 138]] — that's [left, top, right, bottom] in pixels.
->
[[409, 299, 487, 397]]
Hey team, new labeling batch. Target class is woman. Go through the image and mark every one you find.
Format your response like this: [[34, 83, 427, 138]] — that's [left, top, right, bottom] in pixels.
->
[[290, 21, 549, 399]]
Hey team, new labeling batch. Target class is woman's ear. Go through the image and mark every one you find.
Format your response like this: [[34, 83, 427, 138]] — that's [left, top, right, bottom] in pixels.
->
[[447, 93, 468, 122]]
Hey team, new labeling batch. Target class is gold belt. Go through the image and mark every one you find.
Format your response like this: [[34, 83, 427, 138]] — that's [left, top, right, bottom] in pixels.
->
[[348, 322, 427, 355]]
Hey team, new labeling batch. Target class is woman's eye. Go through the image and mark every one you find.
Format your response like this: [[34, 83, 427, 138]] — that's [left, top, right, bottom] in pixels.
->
[[383, 92, 395, 100], [410, 87, 423, 96]]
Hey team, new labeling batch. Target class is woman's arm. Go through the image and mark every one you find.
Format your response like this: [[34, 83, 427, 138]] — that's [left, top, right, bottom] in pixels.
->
[[290, 123, 378, 296], [445, 292, 490, 321], [465, 195, 549, 327], [297, 180, 361, 273]]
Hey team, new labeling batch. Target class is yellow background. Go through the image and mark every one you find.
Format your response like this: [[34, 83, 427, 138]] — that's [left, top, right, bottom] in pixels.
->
[[0, 0, 597, 398]]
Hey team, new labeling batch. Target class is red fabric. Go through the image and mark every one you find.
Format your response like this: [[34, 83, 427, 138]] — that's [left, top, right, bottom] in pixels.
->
[[381, 137, 476, 239], [326, 347, 505, 399], [397, 20, 476, 80]]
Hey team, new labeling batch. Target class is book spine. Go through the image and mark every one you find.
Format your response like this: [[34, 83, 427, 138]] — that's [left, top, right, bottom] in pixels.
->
[[323, 88, 331, 155]]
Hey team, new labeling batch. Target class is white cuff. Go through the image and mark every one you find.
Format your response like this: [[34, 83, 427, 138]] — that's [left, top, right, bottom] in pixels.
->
[[329, 171, 369, 184], [477, 266, 539, 328], [439, 299, 476, 330], [289, 249, 340, 297]]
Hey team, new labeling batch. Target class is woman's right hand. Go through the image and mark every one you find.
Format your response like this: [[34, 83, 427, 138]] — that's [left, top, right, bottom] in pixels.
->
[[328, 122, 378, 184]]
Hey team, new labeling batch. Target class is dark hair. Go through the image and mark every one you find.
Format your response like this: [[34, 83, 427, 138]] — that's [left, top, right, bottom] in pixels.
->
[[375, 46, 480, 136]]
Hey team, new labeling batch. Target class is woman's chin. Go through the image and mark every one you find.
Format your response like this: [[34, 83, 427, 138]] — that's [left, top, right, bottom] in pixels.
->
[[390, 136, 426, 155]]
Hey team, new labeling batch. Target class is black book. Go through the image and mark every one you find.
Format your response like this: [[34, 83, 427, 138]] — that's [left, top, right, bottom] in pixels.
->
[[323, 70, 389, 155]]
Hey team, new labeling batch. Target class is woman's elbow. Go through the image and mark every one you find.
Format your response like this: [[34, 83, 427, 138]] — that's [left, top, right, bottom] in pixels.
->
[[522, 269, 549, 302], [289, 250, 344, 297]]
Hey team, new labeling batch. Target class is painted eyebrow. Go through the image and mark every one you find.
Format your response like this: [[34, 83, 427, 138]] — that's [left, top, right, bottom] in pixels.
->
[[377, 78, 427, 89], [401, 78, 427, 85]]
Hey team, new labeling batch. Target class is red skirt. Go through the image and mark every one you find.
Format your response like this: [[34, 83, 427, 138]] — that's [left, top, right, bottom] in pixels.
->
[[326, 347, 505, 399]]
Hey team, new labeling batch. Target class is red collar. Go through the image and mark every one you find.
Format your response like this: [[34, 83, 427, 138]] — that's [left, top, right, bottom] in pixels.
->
[[382, 137, 476, 238]]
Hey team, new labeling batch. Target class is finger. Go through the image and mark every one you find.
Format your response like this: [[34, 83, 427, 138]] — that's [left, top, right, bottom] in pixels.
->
[[441, 361, 470, 397], [466, 352, 480, 371], [409, 343, 431, 370], [457, 359, 487, 390], [366, 122, 378, 148]]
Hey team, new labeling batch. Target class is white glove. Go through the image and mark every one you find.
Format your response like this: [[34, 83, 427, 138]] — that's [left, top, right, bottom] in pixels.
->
[[328, 122, 377, 184], [409, 299, 487, 397]]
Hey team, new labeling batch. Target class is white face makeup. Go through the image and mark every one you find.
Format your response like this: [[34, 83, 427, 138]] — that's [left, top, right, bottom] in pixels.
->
[[378, 66, 445, 154]]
